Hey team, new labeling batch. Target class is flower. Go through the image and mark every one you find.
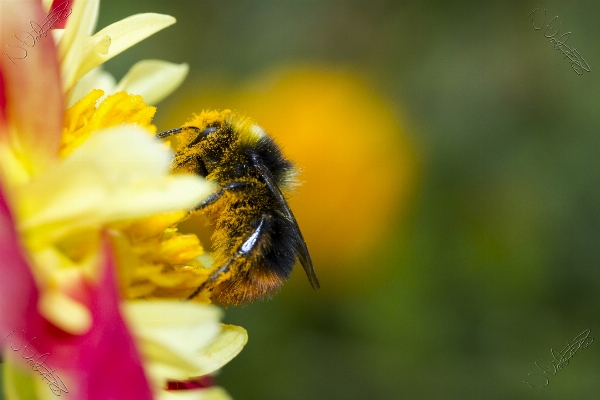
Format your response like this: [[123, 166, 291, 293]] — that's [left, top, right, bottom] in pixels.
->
[[1, 1, 246, 399], [53, 1, 188, 106], [69, 59, 189, 107], [111, 210, 214, 303], [49, 0, 188, 106]]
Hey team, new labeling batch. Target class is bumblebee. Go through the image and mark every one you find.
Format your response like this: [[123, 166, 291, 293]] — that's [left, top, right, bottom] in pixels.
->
[[157, 110, 320, 305]]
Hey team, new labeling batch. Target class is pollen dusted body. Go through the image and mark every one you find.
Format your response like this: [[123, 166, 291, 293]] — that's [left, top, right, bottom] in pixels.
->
[[158, 110, 319, 305]]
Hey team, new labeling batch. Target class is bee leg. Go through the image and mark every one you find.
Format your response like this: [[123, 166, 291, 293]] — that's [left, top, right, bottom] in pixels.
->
[[185, 259, 233, 300], [186, 215, 267, 301], [193, 189, 224, 211], [222, 181, 254, 191], [195, 155, 209, 177], [192, 181, 255, 211]]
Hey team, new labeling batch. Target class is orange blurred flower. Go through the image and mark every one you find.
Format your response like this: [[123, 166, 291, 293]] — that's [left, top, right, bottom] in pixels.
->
[[164, 67, 418, 290]]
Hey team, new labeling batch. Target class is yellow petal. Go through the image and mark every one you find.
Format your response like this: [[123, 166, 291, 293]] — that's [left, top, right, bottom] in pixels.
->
[[57, 0, 99, 56], [51, 28, 65, 43], [56, 0, 88, 59], [114, 60, 189, 105], [69, 60, 188, 108], [154, 234, 204, 264], [67, 67, 117, 107], [157, 387, 232, 400], [147, 272, 188, 288], [17, 126, 214, 242], [63, 33, 112, 91], [42, 0, 53, 13], [127, 283, 157, 298], [38, 290, 92, 335], [82, 0, 100, 36], [123, 301, 247, 389], [58, 0, 99, 90], [95, 13, 176, 58], [199, 324, 248, 374], [61, 90, 157, 157], [122, 211, 187, 240], [72, 14, 176, 87]]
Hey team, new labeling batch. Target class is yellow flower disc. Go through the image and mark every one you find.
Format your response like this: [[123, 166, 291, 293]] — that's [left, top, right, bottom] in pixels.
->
[[61, 90, 157, 157]]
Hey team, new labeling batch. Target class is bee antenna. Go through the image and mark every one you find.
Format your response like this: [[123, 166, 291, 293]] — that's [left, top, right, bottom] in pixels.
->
[[156, 126, 203, 139]]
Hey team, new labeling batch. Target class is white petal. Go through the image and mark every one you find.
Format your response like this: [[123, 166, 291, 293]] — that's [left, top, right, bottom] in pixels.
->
[[123, 301, 247, 389], [58, 0, 98, 59], [67, 66, 117, 107], [63, 33, 113, 91], [115, 60, 189, 105], [17, 126, 213, 236], [95, 13, 176, 58], [42, 0, 53, 14], [59, 0, 101, 91], [83, 0, 100, 35], [72, 14, 176, 86], [52, 28, 65, 43]]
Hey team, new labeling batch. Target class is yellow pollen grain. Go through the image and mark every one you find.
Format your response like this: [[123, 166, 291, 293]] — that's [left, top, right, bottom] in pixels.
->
[[122, 211, 187, 241], [154, 234, 204, 265], [115, 214, 214, 301], [60, 90, 157, 157]]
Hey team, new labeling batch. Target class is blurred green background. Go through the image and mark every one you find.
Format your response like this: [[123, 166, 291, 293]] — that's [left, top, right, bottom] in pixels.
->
[[97, 1, 600, 399]]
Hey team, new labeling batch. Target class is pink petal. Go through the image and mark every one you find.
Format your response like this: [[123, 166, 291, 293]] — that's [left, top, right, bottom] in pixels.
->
[[73, 237, 153, 400], [166, 375, 215, 391], [0, 0, 64, 168], [49, 0, 76, 29], [0, 183, 39, 349], [0, 187, 153, 399], [0, 68, 6, 125]]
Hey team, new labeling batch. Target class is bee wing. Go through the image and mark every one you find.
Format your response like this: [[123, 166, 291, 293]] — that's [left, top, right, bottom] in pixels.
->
[[250, 154, 320, 289]]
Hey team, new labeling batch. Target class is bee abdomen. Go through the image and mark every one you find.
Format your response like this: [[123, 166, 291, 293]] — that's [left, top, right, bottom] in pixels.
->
[[211, 210, 299, 304]]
